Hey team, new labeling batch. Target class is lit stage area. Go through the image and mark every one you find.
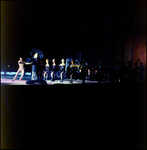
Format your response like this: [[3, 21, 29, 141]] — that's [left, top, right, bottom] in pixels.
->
[[1, 76, 100, 85], [1, 72, 106, 85]]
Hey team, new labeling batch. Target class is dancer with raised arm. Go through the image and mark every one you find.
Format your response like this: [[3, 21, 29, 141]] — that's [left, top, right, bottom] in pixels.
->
[[26, 48, 47, 85], [12, 57, 32, 82], [59, 58, 65, 82]]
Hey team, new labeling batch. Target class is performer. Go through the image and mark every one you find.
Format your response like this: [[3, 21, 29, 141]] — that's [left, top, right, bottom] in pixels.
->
[[75, 61, 82, 80], [12, 57, 32, 82], [59, 58, 65, 82], [37, 59, 44, 79], [69, 60, 76, 83], [51, 58, 56, 81], [31, 53, 39, 80], [26, 48, 47, 85], [81, 59, 88, 84], [42, 59, 50, 80]]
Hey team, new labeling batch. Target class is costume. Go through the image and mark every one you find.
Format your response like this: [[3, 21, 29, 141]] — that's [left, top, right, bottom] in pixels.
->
[[75, 64, 82, 79], [69, 64, 75, 75], [51, 64, 56, 81], [59, 64, 65, 82], [12, 61, 25, 81], [42, 65, 50, 79], [81, 60, 88, 83], [31, 58, 38, 80], [51, 64, 56, 72], [69, 64, 76, 83], [59, 64, 65, 74], [26, 48, 46, 85]]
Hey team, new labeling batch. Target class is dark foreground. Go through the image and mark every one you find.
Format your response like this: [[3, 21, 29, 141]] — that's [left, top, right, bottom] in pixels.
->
[[1, 82, 146, 149]]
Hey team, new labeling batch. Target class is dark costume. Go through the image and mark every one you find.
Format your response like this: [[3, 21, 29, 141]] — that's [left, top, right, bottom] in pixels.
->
[[75, 65, 82, 80], [81, 60, 88, 83], [26, 48, 47, 85], [31, 58, 38, 80], [51, 64, 56, 72], [37, 61, 44, 79], [59, 64, 65, 82], [69, 64, 75, 75], [42, 65, 50, 79], [68, 64, 76, 83], [51, 64, 56, 81], [59, 65, 65, 74]]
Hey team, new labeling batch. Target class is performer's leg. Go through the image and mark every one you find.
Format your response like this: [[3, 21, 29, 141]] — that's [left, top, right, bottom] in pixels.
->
[[70, 74, 73, 83], [19, 69, 24, 81], [60, 72, 63, 82], [12, 69, 21, 81], [53, 72, 55, 80], [44, 71, 47, 80], [51, 71, 55, 81], [51, 72, 53, 80]]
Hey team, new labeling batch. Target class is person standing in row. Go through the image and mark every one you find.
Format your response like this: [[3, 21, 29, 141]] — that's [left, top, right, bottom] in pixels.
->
[[12, 57, 32, 82], [51, 58, 56, 81], [31, 53, 39, 80], [81, 59, 88, 84], [42, 59, 50, 80], [59, 58, 65, 82], [69, 60, 76, 83], [75, 61, 82, 80]]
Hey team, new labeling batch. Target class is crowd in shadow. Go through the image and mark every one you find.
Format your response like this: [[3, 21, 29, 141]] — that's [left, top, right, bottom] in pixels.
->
[[87, 59, 145, 83]]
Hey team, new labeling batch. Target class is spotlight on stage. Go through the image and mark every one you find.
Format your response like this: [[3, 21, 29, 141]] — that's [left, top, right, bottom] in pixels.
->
[[1, 71, 5, 75], [25, 72, 31, 75], [6, 72, 17, 75], [1, 71, 31, 76]]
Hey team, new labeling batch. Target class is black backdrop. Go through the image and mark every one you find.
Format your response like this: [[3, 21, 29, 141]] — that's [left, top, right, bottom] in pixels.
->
[[1, 1, 146, 71]]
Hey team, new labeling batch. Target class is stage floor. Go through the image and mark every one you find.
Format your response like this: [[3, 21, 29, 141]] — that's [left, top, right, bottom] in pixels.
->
[[1, 76, 102, 85]]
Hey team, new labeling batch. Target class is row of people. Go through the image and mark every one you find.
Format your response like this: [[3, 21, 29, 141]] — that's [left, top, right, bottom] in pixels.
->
[[12, 56, 88, 83], [12, 57, 66, 82], [87, 59, 145, 83], [42, 58, 65, 82], [42, 59, 88, 83], [12, 52, 144, 83]]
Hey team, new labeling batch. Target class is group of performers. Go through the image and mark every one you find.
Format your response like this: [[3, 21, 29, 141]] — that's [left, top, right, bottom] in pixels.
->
[[12, 57, 66, 83], [42, 58, 66, 82], [12, 48, 89, 84], [67, 59, 88, 83], [12, 55, 88, 84]]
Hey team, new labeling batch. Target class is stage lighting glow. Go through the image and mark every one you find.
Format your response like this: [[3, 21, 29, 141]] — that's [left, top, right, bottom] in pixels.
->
[[25, 72, 31, 75], [1, 72, 31, 76], [6, 72, 17, 75], [1, 71, 5, 75]]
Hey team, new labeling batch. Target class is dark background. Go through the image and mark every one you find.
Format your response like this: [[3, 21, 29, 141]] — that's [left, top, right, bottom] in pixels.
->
[[1, 1, 146, 149], [1, 1, 146, 71]]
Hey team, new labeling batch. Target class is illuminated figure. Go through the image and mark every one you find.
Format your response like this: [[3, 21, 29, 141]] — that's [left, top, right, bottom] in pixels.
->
[[12, 57, 32, 82], [81, 59, 88, 84], [51, 58, 56, 81], [75, 61, 82, 80], [69, 60, 76, 83], [26, 48, 47, 85], [59, 58, 65, 82], [31, 52, 39, 80], [42, 59, 50, 80]]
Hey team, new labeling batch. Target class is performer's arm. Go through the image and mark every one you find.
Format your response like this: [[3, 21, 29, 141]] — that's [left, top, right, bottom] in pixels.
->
[[24, 62, 32, 65]]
